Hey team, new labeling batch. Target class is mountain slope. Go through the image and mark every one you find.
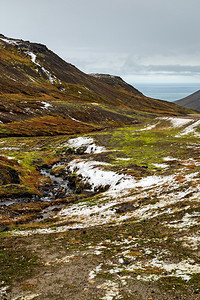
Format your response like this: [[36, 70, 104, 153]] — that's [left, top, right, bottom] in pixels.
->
[[0, 33, 144, 104], [0, 34, 194, 137], [174, 90, 200, 112]]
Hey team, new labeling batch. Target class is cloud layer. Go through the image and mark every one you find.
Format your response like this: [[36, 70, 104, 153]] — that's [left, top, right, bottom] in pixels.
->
[[1, 0, 200, 82]]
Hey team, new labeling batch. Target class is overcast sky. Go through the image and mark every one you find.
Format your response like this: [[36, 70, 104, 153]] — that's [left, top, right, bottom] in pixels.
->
[[1, 0, 200, 83]]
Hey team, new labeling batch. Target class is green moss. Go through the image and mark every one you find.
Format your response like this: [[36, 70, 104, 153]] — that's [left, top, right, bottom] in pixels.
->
[[158, 276, 188, 292], [0, 184, 40, 198], [0, 236, 41, 286]]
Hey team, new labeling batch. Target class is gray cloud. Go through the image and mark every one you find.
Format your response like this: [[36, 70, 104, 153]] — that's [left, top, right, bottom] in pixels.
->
[[1, 0, 200, 82], [146, 65, 200, 74]]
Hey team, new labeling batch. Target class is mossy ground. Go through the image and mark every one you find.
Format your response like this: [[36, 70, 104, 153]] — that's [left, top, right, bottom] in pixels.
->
[[1, 117, 200, 299]]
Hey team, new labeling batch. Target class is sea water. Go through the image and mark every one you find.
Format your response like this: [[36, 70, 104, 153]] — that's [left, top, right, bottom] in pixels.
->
[[133, 83, 199, 102]]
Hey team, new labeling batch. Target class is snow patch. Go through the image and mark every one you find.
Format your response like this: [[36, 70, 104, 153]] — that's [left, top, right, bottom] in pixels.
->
[[6, 156, 15, 160], [68, 159, 131, 192], [26, 51, 55, 84], [27, 52, 37, 64], [122, 257, 200, 281], [161, 117, 193, 127], [117, 158, 131, 161], [0, 285, 8, 297], [150, 258, 200, 281], [138, 122, 159, 131], [55, 254, 75, 264], [153, 163, 168, 169], [163, 156, 177, 161], [41, 67, 54, 84], [66, 137, 106, 154], [136, 274, 161, 282], [66, 115, 90, 125], [167, 212, 200, 229], [0, 37, 19, 45], [41, 101, 52, 110], [176, 120, 200, 137], [89, 263, 102, 280], [97, 280, 122, 300]]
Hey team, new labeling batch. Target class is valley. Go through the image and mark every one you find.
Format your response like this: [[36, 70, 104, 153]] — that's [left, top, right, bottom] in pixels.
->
[[0, 34, 200, 300]]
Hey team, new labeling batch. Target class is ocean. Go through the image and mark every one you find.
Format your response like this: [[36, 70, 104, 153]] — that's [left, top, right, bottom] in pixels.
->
[[132, 83, 199, 102]]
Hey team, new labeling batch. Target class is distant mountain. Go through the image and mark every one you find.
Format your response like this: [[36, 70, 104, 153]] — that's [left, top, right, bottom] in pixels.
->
[[0, 34, 194, 137], [174, 90, 200, 112]]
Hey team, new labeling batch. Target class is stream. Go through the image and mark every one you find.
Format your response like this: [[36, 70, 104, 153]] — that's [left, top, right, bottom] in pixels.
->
[[40, 164, 72, 201]]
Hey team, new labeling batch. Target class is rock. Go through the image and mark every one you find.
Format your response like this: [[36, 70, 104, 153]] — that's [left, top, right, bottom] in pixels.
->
[[94, 184, 110, 193], [142, 165, 148, 169], [75, 146, 87, 155], [41, 164, 51, 169], [0, 226, 9, 232], [55, 188, 66, 199], [116, 202, 136, 214], [0, 164, 20, 185], [52, 207, 60, 212]]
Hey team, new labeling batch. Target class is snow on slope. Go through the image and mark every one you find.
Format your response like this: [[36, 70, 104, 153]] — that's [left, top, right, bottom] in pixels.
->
[[176, 119, 200, 137], [26, 51, 55, 85]]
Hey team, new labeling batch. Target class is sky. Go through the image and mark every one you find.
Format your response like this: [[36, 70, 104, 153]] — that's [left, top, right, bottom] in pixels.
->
[[1, 0, 200, 84]]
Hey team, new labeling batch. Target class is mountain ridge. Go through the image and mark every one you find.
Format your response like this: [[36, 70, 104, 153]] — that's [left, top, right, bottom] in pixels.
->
[[0, 34, 195, 137], [90, 73, 143, 95]]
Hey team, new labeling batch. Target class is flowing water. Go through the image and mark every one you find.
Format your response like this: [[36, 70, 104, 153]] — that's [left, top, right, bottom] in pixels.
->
[[40, 165, 71, 201]]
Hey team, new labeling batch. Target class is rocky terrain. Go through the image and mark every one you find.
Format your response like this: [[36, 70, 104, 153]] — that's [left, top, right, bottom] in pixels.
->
[[174, 90, 200, 112], [0, 34, 200, 300]]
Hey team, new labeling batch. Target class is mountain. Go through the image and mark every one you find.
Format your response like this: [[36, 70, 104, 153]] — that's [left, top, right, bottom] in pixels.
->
[[174, 90, 200, 112], [0, 34, 194, 137]]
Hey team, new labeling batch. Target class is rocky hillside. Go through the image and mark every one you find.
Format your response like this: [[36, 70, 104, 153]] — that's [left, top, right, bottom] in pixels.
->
[[0, 34, 194, 137], [174, 90, 200, 112]]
